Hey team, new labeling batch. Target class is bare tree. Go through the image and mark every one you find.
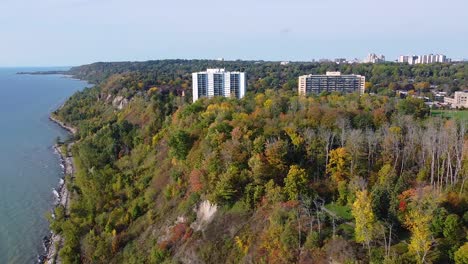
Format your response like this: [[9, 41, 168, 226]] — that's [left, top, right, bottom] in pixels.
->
[[345, 129, 365, 176], [313, 197, 325, 236], [318, 127, 336, 173], [423, 121, 438, 187], [380, 222, 394, 259], [336, 117, 350, 148], [365, 128, 381, 173]]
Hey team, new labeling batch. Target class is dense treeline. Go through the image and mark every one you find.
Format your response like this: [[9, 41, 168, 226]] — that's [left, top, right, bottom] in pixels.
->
[[67, 60, 468, 97], [51, 61, 468, 264]]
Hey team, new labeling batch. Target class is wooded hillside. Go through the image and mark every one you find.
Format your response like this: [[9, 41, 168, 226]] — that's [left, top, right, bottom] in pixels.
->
[[51, 60, 468, 264]]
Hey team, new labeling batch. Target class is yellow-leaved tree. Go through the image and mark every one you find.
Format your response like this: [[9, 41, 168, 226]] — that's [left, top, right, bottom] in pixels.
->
[[352, 189, 377, 257], [405, 209, 432, 264], [327, 147, 351, 203], [327, 147, 350, 183], [403, 186, 440, 264]]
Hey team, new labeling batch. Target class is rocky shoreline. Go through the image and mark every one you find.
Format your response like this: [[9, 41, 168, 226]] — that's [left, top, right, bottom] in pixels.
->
[[49, 115, 77, 135], [40, 116, 77, 264]]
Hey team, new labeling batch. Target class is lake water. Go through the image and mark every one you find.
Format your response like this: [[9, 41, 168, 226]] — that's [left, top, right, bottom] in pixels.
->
[[0, 68, 87, 264]]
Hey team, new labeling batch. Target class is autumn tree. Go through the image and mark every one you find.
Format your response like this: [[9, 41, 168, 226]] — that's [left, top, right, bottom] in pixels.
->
[[284, 165, 309, 201], [415, 82, 430, 93], [405, 209, 432, 264], [403, 186, 441, 264], [327, 147, 350, 183], [264, 138, 289, 179], [352, 189, 377, 256], [454, 242, 468, 264], [327, 147, 351, 203]]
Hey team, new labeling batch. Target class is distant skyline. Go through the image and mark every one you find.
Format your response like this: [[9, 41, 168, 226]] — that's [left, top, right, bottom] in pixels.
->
[[1, 0, 467, 67]]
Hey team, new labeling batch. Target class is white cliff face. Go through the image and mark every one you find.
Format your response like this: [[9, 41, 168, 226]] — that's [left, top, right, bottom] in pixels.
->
[[105, 94, 112, 103], [190, 200, 218, 232], [118, 98, 129, 110], [112, 96, 123, 107], [111, 96, 129, 110]]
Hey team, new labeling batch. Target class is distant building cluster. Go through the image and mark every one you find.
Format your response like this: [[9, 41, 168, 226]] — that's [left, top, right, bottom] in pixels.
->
[[364, 53, 385, 63], [298, 72, 365, 96], [316, 58, 360, 64], [317, 54, 386, 64], [192, 69, 246, 102], [309, 53, 456, 65], [334, 58, 347, 64], [397, 89, 468, 109], [398, 54, 449, 64], [444, 91, 468, 108]]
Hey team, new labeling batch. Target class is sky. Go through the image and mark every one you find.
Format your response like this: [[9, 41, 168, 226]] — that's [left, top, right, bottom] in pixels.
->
[[0, 0, 467, 66]]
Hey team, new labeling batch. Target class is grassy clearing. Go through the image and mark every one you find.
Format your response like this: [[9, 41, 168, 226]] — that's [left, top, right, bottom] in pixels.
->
[[431, 109, 468, 120], [325, 203, 353, 221]]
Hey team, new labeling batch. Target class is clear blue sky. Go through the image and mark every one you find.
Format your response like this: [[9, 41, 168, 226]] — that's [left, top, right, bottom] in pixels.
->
[[1, 0, 467, 66]]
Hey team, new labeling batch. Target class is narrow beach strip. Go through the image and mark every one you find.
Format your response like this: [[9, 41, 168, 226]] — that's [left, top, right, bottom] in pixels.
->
[[41, 116, 76, 264]]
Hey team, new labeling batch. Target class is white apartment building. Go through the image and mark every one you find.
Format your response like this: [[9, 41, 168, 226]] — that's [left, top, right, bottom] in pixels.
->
[[364, 53, 385, 63], [444, 91, 468, 108], [298, 72, 366, 95], [192, 69, 246, 102]]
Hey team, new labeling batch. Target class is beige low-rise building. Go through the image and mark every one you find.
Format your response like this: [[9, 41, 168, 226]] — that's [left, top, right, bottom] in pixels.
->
[[444, 91, 468, 108]]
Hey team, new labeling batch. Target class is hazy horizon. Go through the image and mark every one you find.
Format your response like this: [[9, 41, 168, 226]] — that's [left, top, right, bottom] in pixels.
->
[[1, 0, 467, 67]]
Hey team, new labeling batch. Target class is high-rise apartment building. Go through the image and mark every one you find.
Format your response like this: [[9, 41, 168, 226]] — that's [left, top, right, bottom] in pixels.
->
[[364, 53, 385, 63], [398, 55, 408, 63], [192, 69, 246, 102], [298, 72, 366, 95]]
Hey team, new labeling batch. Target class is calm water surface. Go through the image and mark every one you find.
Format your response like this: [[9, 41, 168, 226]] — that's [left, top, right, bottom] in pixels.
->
[[0, 68, 87, 263]]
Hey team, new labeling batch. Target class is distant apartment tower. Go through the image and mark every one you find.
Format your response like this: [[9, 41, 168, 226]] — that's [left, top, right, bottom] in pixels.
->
[[298, 72, 366, 95], [364, 53, 385, 63], [398, 55, 408, 63], [192, 69, 246, 102]]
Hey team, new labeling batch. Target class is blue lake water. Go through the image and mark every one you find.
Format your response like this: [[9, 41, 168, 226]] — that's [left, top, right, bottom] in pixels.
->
[[0, 68, 87, 263]]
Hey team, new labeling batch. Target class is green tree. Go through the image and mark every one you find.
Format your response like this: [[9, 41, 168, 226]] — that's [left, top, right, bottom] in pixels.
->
[[168, 130, 192, 160], [284, 165, 308, 201], [397, 97, 429, 118], [430, 207, 448, 237], [444, 214, 464, 259]]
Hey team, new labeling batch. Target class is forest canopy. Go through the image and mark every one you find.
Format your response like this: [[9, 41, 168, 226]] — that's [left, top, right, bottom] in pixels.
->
[[51, 60, 467, 264]]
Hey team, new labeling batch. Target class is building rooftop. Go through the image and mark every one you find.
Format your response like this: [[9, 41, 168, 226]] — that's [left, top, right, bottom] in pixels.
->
[[326, 71, 341, 76], [206, 68, 225, 73], [299, 72, 364, 77]]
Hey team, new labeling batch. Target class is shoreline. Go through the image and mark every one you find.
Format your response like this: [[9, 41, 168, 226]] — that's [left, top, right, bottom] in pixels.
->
[[49, 115, 77, 135], [41, 116, 77, 264]]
